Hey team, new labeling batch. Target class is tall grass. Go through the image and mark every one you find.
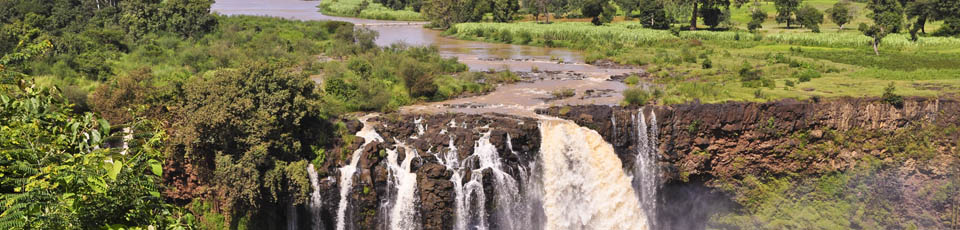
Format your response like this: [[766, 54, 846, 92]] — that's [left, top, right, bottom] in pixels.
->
[[450, 22, 676, 48], [449, 22, 960, 49], [318, 0, 424, 21]]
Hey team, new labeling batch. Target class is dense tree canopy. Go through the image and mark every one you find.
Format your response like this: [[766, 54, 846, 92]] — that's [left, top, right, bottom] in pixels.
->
[[774, 0, 802, 28], [797, 4, 824, 32], [826, 1, 855, 31], [860, 0, 904, 55]]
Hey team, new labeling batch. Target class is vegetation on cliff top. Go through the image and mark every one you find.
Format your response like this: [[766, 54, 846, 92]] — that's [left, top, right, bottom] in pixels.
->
[[0, 0, 509, 228]]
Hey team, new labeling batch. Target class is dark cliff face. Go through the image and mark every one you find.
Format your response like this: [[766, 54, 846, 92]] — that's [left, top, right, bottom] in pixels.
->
[[540, 97, 958, 182], [313, 113, 540, 230]]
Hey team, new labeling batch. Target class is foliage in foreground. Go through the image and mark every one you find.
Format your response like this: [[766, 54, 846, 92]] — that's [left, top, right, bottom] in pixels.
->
[[0, 76, 189, 229]]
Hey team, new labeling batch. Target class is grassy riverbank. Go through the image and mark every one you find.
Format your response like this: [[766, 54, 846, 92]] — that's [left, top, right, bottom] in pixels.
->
[[446, 21, 960, 104], [318, 0, 425, 21]]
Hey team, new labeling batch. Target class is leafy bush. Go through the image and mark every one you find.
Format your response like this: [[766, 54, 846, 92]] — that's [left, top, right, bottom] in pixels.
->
[[623, 87, 652, 105], [739, 61, 763, 82], [551, 88, 576, 99], [882, 83, 903, 108], [749, 9, 767, 32], [624, 75, 641, 85], [794, 68, 821, 82], [702, 57, 713, 69]]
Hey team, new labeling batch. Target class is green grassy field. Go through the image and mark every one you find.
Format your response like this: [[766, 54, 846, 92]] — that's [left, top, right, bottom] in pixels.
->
[[318, 0, 425, 21], [446, 19, 960, 104]]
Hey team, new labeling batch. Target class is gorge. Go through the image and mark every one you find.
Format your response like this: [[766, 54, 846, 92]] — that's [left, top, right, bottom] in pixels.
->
[[202, 1, 960, 229], [292, 97, 959, 229]]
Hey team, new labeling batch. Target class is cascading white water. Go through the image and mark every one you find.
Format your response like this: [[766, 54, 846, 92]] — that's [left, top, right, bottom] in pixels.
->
[[307, 164, 324, 230], [632, 108, 659, 226], [383, 142, 420, 230], [433, 129, 529, 230], [437, 137, 470, 230], [472, 131, 523, 230], [539, 119, 649, 230], [336, 115, 384, 230]]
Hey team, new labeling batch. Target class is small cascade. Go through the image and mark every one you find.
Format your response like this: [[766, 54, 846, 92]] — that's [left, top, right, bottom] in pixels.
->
[[474, 131, 524, 230], [434, 129, 530, 230], [632, 108, 659, 227], [382, 142, 420, 230], [612, 111, 617, 138], [287, 204, 298, 230], [336, 115, 384, 230], [539, 119, 649, 230], [307, 164, 324, 230], [436, 137, 470, 230]]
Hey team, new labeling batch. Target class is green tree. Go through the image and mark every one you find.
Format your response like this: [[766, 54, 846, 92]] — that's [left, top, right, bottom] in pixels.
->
[[636, 0, 672, 29], [158, 0, 217, 37], [860, 0, 904, 55], [688, 0, 748, 30], [826, 1, 855, 31], [796, 4, 824, 32], [492, 0, 521, 22], [615, 0, 642, 19], [164, 62, 327, 223], [774, 0, 802, 28], [749, 8, 768, 32], [926, 0, 960, 37], [583, 0, 615, 25], [423, 0, 490, 28]]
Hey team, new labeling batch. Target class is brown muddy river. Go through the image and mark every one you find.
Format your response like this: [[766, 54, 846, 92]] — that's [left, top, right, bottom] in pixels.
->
[[212, 0, 641, 115]]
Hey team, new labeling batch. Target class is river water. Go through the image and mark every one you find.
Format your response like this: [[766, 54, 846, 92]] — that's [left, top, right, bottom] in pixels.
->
[[212, 0, 640, 115]]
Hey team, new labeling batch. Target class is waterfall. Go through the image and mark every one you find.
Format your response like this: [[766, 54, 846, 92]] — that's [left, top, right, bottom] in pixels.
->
[[307, 164, 324, 230], [434, 129, 530, 230], [434, 136, 469, 230], [336, 115, 384, 230], [539, 119, 649, 230], [383, 142, 420, 230], [632, 109, 659, 227]]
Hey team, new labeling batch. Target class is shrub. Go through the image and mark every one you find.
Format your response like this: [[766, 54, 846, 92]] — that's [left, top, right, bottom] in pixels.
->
[[551, 88, 576, 99], [702, 57, 713, 69], [624, 75, 641, 85], [794, 68, 821, 82], [882, 83, 903, 108], [496, 30, 513, 43], [681, 48, 698, 63], [623, 87, 652, 105], [739, 61, 763, 82], [785, 80, 795, 87]]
